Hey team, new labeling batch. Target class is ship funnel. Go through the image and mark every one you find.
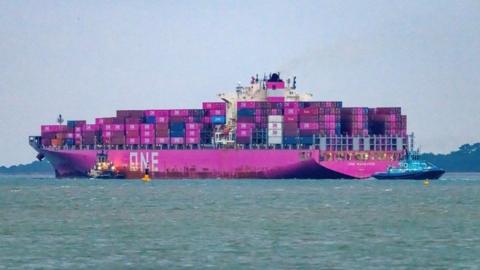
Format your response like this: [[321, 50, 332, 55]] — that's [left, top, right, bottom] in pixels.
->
[[270, 73, 280, 82]]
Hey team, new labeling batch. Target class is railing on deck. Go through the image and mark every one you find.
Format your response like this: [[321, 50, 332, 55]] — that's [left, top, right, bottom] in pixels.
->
[[33, 134, 407, 161]]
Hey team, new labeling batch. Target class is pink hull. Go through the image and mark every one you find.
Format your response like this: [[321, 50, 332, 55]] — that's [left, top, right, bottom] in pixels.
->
[[39, 148, 399, 179]]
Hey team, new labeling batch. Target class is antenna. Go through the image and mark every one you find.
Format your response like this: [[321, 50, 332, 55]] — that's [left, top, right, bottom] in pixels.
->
[[57, 114, 64, 125], [409, 132, 415, 151], [293, 76, 297, 89]]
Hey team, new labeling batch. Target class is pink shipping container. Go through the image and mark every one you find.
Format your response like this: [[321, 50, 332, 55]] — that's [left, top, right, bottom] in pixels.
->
[[41, 125, 68, 133], [202, 102, 226, 110], [186, 123, 202, 129], [65, 133, 74, 139], [300, 122, 320, 130], [126, 124, 140, 131], [155, 137, 170, 144], [74, 127, 82, 133], [169, 109, 189, 117], [141, 124, 154, 131], [186, 137, 201, 144], [299, 115, 318, 122], [372, 107, 401, 114], [186, 130, 200, 137], [145, 109, 170, 117], [125, 118, 142, 124], [95, 118, 114, 125], [141, 130, 154, 138], [156, 130, 169, 137], [236, 128, 253, 137], [266, 97, 285, 102], [237, 123, 255, 129], [102, 131, 124, 138], [102, 131, 113, 137], [186, 133, 201, 138], [102, 124, 113, 131], [126, 130, 139, 137], [141, 137, 154, 145], [103, 124, 125, 131], [126, 137, 140, 145], [284, 102, 300, 109], [84, 124, 100, 131], [299, 107, 319, 115], [116, 110, 144, 118], [284, 115, 298, 122], [155, 116, 169, 123], [210, 109, 226, 116], [284, 108, 299, 115], [170, 137, 185, 144], [74, 133, 82, 139], [104, 136, 125, 145], [238, 101, 256, 109], [113, 124, 124, 131]]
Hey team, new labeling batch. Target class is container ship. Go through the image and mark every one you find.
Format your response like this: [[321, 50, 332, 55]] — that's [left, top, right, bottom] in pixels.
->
[[29, 73, 408, 179]]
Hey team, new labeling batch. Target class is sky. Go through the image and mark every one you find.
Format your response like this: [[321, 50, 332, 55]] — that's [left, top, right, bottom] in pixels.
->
[[0, 0, 479, 166]]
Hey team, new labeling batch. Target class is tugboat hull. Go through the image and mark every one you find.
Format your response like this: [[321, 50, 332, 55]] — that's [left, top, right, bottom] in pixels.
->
[[373, 169, 445, 180]]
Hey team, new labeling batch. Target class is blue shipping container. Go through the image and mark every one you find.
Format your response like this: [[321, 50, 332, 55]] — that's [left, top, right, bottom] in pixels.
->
[[237, 109, 255, 117], [145, 116, 156, 124], [67, 121, 76, 128], [65, 138, 74, 145], [283, 136, 298, 145], [298, 136, 314, 144], [170, 122, 185, 130], [170, 130, 185, 137], [211, 116, 226, 124]]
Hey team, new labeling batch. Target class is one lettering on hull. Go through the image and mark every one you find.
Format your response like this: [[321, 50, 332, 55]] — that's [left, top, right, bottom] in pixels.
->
[[129, 152, 159, 172]]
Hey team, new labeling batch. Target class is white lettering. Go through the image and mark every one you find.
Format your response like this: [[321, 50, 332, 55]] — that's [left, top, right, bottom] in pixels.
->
[[151, 152, 159, 172], [140, 152, 150, 171], [129, 152, 138, 171]]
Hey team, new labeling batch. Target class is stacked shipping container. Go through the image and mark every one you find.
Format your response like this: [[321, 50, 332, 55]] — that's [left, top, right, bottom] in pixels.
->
[[341, 108, 369, 136], [39, 104, 219, 147], [368, 108, 407, 136], [40, 101, 406, 148]]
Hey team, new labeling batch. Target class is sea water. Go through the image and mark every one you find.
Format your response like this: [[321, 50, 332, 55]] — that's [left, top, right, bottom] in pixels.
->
[[1, 173, 480, 269]]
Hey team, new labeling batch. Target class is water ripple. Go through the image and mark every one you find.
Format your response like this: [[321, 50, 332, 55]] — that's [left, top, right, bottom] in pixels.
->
[[0, 174, 480, 269]]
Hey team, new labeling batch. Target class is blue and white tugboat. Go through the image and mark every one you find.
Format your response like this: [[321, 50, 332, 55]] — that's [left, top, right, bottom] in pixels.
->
[[373, 134, 445, 180]]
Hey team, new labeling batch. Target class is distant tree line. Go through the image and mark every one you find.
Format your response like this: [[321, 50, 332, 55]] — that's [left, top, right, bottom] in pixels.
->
[[420, 143, 480, 172], [0, 160, 54, 175]]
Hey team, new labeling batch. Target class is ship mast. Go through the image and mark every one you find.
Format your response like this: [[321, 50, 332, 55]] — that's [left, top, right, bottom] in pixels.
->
[[57, 114, 64, 125]]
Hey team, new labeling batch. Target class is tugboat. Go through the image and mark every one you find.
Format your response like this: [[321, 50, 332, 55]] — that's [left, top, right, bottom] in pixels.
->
[[373, 134, 445, 180], [88, 150, 125, 179]]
